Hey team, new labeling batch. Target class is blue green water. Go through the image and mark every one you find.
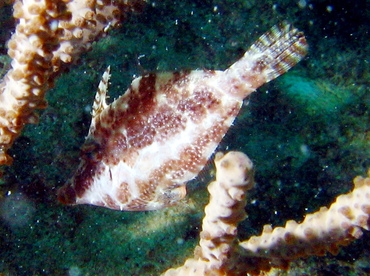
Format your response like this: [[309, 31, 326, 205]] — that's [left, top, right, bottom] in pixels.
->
[[0, 0, 369, 275]]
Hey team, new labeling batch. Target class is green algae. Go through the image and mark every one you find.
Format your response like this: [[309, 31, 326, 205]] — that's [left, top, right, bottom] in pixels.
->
[[277, 74, 355, 117]]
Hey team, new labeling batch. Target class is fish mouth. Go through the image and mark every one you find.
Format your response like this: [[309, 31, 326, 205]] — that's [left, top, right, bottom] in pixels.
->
[[57, 183, 77, 205]]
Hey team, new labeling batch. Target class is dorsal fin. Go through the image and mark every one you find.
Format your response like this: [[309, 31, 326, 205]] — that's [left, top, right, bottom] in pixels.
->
[[92, 66, 111, 118]]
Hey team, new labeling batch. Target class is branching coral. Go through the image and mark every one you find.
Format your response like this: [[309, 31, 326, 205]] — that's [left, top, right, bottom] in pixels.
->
[[163, 152, 370, 275]]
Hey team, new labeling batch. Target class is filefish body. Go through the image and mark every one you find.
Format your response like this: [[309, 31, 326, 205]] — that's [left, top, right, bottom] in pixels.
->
[[57, 23, 308, 211]]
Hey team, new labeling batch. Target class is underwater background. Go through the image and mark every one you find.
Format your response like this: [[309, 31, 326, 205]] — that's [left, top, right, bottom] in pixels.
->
[[0, 0, 369, 275]]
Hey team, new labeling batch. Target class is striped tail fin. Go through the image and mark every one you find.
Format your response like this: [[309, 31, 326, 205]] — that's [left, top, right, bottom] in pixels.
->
[[225, 22, 308, 99], [248, 22, 308, 82]]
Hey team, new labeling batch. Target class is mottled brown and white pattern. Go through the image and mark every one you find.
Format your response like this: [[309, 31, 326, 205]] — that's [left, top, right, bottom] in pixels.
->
[[57, 23, 308, 211]]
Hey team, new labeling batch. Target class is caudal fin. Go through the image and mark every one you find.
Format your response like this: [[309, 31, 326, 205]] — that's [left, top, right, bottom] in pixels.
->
[[247, 22, 308, 82], [224, 22, 308, 99]]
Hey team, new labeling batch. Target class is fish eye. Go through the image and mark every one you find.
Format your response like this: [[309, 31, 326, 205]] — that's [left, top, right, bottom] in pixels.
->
[[80, 139, 101, 162]]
